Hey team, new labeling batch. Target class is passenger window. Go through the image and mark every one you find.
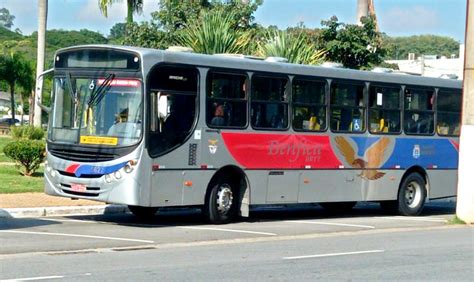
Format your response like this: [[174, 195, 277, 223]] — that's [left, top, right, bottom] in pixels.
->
[[368, 85, 401, 134], [437, 90, 461, 136], [404, 88, 434, 135], [292, 78, 326, 131], [251, 75, 289, 129], [207, 72, 247, 128], [330, 82, 365, 132]]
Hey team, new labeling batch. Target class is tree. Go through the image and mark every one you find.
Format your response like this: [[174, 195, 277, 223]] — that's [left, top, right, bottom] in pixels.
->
[[0, 8, 15, 29], [124, 0, 262, 49], [0, 52, 33, 121], [318, 15, 385, 69], [257, 29, 325, 65], [177, 9, 252, 54], [153, 0, 262, 32], [384, 35, 460, 60], [99, 0, 143, 24], [109, 22, 127, 41]]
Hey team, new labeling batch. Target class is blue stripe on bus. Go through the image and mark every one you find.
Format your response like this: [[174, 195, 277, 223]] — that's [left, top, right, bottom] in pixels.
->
[[347, 137, 458, 169], [384, 138, 458, 169]]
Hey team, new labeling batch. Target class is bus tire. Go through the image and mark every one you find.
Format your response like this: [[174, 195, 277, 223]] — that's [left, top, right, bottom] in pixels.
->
[[128, 205, 158, 219], [204, 177, 238, 224], [396, 173, 427, 216], [319, 201, 357, 213]]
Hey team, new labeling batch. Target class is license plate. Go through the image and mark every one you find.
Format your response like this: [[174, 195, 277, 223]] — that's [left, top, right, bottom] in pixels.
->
[[71, 183, 87, 192]]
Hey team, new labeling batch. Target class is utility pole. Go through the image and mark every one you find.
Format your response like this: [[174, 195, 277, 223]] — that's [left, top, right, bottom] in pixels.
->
[[33, 0, 47, 127], [456, 0, 474, 224]]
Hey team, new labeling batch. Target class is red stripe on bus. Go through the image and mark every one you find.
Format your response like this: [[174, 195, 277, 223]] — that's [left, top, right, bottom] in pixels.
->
[[221, 132, 342, 169], [65, 164, 80, 173]]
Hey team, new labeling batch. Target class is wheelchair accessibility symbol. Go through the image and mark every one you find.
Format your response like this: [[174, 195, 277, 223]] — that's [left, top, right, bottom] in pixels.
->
[[352, 119, 361, 131]]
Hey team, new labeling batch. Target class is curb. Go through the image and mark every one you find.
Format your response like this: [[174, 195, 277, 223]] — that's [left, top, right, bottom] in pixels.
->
[[0, 205, 129, 218]]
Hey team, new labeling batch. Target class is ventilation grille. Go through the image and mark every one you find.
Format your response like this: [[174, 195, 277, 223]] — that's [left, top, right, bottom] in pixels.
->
[[49, 148, 116, 162]]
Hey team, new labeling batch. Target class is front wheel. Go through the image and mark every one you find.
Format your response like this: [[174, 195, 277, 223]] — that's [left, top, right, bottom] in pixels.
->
[[204, 177, 239, 224], [396, 173, 427, 216], [128, 205, 159, 220]]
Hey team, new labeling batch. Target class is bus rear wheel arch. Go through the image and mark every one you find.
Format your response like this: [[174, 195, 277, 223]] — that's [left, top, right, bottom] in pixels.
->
[[204, 167, 247, 224], [381, 171, 427, 216]]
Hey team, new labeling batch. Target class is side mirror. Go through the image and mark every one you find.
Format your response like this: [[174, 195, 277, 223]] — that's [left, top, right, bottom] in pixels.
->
[[36, 68, 54, 113]]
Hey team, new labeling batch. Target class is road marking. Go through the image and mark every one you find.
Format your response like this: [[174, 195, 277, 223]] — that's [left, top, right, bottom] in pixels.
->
[[1, 275, 64, 281], [283, 249, 385, 260], [1, 273, 91, 281], [377, 216, 448, 223], [284, 220, 375, 229], [179, 226, 277, 236], [0, 230, 154, 243]]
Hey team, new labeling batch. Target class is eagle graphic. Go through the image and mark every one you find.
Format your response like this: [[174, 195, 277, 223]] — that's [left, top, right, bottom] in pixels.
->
[[334, 136, 390, 180]]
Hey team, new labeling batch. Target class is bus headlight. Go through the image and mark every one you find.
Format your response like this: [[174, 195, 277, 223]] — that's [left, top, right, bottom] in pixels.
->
[[124, 164, 133, 173], [105, 174, 112, 183], [114, 171, 122, 179]]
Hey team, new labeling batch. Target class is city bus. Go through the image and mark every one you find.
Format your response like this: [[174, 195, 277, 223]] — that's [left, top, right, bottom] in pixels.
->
[[42, 45, 461, 223]]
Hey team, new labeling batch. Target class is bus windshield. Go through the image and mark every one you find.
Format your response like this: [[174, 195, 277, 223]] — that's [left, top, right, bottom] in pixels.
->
[[49, 75, 143, 147]]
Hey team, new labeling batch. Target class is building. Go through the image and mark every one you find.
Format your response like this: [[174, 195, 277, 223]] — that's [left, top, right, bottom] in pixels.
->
[[385, 44, 464, 80]]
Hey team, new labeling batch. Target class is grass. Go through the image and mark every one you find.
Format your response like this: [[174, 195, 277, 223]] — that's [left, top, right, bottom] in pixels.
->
[[0, 135, 14, 162], [448, 215, 466, 225], [0, 165, 44, 193]]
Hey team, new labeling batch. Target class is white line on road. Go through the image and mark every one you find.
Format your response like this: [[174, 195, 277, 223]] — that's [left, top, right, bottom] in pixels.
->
[[179, 226, 277, 236], [283, 249, 385, 260], [377, 216, 448, 223], [0, 230, 154, 243], [1, 273, 91, 281], [284, 220, 375, 229], [0, 275, 64, 281]]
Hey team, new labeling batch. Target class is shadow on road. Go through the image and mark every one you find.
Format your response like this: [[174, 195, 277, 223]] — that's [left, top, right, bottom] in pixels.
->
[[61, 200, 456, 228]]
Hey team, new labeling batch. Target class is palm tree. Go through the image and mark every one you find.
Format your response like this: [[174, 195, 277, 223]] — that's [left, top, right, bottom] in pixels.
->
[[0, 52, 33, 122], [34, 0, 47, 127], [177, 9, 252, 55], [257, 30, 325, 65], [99, 0, 143, 24]]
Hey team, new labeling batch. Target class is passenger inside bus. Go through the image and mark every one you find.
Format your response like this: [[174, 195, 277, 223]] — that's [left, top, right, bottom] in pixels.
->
[[211, 104, 225, 126]]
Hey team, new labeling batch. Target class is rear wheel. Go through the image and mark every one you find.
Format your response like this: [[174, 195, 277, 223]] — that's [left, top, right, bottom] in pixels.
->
[[128, 205, 159, 219], [396, 173, 427, 216], [319, 201, 357, 213], [204, 177, 239, 224]]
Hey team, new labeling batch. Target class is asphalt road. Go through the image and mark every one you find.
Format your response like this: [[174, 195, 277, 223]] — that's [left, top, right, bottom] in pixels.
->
[[1, 201, 472, 280]]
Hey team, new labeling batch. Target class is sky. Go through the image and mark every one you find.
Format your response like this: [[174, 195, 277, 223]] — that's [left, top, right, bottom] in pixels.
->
[[0, 0, 467, 42]]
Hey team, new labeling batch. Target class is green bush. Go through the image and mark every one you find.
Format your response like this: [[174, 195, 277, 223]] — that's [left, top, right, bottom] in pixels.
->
[[3, 140, 46, 176], [10, 125, 45, 140]]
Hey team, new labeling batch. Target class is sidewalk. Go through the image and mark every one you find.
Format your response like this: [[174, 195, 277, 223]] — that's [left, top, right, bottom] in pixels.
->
[[0, 192, 128, 218]]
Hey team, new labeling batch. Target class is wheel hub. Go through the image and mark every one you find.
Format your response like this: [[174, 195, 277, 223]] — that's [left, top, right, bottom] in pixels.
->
[[405, 181, 421, 208], [216, 184, 233, 215]]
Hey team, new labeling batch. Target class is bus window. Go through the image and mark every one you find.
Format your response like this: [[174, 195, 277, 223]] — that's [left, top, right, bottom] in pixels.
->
[[330, 82, 365, 132], [368, 85, 401, 134], [148, 66, 198, 156], [251, 75, 289, 130], [206, 72, 247, 128], [292, 78, 326, 131], [404, 88, 434, 135], [437, 90, 461, 136]]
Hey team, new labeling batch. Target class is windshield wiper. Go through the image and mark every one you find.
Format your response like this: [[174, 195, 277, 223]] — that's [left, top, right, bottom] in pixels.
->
[[88, 73, 115, 107], [66, 73, 78, 104]]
